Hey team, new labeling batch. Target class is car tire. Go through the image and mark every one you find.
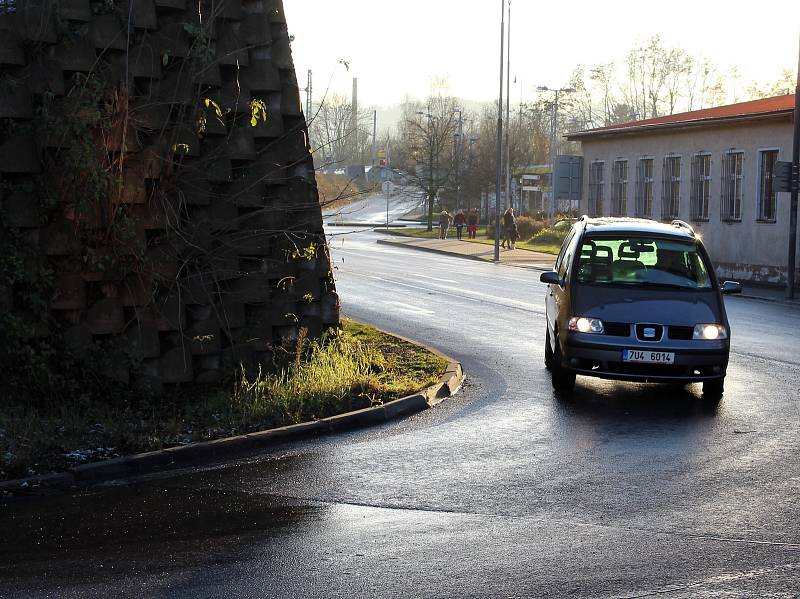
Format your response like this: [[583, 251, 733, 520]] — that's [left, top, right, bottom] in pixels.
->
[[702, 378, 724, 400], [551, 332, 576, 392], [544, 327, 554, 370]]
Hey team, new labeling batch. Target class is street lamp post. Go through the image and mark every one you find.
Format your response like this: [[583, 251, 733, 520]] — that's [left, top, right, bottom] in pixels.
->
[[454, 108, 463, 212], [787, 35, 800, 299], [494, 0, 505, 262], [504, 1, 512, 212], [415, 110, 436, 232], [536, 85, 576, 223]]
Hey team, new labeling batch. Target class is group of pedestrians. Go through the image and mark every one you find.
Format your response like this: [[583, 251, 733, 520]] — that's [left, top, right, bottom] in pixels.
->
[[438, 208, 480, 240]]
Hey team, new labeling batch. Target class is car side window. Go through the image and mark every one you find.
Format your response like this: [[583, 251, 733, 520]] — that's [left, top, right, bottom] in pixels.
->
[[558, 230, 578, 280], [555, 228, 576, 275]]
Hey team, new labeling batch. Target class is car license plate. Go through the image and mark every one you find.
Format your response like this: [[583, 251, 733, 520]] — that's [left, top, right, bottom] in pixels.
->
[[623, 349, 675, 364]]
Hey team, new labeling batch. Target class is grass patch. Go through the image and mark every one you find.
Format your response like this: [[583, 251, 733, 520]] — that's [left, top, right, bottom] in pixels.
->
[[0, 320, 447, 480], [385, 227, 561, 255]]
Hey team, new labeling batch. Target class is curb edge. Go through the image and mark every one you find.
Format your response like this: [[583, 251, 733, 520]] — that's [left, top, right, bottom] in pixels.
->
[[1, 335, 464, 495]]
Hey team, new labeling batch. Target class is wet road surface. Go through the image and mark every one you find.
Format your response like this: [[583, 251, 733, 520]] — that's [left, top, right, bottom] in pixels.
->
[[2, 229, 800, 598]]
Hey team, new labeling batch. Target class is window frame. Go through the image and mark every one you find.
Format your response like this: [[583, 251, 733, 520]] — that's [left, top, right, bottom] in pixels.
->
[[588, 160, 605, 217], [661, 154, 682, 221], [690, 152, 712, 222], [611, 159, 628, 217], [756, 148, 779, 224], [635, 156, 655, 217], [721, 150, 744, 223]]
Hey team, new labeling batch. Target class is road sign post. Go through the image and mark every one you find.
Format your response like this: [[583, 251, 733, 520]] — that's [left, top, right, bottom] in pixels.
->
[[787, 38, 800, 299], [382, 181, 393, 230]]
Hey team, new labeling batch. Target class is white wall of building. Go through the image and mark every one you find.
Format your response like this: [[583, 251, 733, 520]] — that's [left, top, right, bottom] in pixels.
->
[[576, 119, 799, 285]]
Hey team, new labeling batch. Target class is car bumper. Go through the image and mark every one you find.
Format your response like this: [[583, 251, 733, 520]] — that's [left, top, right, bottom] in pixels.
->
[[562, 336, 728, 383]]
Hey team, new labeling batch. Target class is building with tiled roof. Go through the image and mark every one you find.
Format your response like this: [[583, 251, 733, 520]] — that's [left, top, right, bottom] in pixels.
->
[[567, 95, 798, 286]]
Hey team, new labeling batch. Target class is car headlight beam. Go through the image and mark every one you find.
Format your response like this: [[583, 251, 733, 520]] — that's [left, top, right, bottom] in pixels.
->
[[569, 316, 604, 334], [693, 324, 727, 340]]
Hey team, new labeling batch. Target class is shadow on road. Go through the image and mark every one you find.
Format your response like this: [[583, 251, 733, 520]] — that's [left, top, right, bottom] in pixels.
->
[[551, 379, 721, 423]]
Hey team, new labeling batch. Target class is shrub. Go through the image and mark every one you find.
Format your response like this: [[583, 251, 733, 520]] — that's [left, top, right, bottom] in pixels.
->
[[530, 226, 569, 246], [515, 216, 545, 241]]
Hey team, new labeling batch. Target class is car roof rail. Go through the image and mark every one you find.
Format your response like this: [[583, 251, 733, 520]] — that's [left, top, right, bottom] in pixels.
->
[[670, 220, 695, 236]]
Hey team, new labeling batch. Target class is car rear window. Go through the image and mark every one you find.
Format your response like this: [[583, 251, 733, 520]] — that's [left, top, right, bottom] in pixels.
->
[[576, 236, 713, 289]]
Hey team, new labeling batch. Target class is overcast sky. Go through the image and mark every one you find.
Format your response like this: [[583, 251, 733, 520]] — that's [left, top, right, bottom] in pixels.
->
[[284, 1, 800, 109]]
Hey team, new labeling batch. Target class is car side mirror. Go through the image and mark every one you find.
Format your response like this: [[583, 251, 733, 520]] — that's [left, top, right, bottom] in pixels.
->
[[721, 281, 742, 295], [540, 271, 562, 286]]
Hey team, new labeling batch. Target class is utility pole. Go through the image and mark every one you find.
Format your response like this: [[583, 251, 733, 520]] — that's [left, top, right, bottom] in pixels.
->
[[305, 69, 312, 126], [549, 89, 558, 222], [371, 110, 377, 167], [504, 1, 512, 211], [351, 77, 358, 163], [455, 109, 463, 212], [787, 35, 800, 299], [494, 0, 505, 262]]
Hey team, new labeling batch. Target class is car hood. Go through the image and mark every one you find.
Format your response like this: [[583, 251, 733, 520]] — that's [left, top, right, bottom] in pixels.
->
[[572, 286, 722, 325]]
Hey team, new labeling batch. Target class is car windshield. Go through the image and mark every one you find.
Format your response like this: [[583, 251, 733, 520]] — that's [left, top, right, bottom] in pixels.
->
[[575, 236, 713, 289]]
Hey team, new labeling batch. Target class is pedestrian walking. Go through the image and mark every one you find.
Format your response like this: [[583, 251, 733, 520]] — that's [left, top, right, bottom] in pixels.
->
[[438, 209, 453, 239], [466, 208, 479, 239], [453, 209, 466, 240], [501, 207, 516, 250]]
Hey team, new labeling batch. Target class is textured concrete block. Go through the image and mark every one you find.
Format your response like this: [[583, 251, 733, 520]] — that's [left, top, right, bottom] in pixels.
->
[[0, 83, 33, 119], [2, 191, 39, 228], [125, 322, 161, 359], [58, 0, 91, 22], [86, 298, 125, 335], [51, 274, 86, 310], [0, 136, 40, 174], [120, 274, 153, 307], [160, 346, 193, 383]]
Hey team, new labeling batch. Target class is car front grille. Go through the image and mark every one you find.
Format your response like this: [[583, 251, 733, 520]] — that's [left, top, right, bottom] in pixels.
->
[[667, 326, 694, 340], [607, 362, 688, 377], [603, 322, 630, 337], [635, 323, 664, 342]]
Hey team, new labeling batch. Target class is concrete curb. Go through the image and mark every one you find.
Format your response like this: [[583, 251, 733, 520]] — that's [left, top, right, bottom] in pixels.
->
[[736, 293, 800, 307], [1, 341, 463, 495], [376, 238, 553, 271], [324, 222, 412, 228]]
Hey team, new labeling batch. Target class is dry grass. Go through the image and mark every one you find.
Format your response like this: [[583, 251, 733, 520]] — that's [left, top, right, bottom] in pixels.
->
[[317, 174, 374, 212], [0, 320, 447, 480]]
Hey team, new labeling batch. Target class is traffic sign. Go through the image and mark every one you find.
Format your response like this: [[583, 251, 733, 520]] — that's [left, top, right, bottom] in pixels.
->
[[775, 161, 799, 193]]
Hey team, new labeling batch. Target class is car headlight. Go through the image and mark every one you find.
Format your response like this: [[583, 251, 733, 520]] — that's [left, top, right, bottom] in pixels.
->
[[568, 317, 604, 334], [693, 324, 728, 340]]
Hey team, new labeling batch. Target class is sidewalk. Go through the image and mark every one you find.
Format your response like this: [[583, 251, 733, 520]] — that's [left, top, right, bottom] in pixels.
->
[[376, 235, 555, 269], [738, 283, 800, 307], [376, 235, 800, 307]]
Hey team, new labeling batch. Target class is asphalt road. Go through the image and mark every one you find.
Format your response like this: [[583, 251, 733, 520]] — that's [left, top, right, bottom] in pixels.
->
[[2, 228, 800, 598], [323, 184, 424, 225]]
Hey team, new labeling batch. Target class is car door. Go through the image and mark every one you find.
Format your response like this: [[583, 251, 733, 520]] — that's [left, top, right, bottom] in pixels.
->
[[546, 227, 577, 338]]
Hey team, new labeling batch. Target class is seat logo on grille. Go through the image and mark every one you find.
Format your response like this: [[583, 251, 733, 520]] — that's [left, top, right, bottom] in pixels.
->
[[643, 327, 656, 338]]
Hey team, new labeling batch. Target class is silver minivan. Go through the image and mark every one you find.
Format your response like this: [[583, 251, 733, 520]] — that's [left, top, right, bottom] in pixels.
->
[[540, 217, 742, 398]]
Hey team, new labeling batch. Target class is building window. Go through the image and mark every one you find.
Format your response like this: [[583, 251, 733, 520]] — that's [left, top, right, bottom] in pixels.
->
[[611, 160, 627, 216], [758, 150, 778, 223], [0, 0, 15, 12], [588, 161, 604, 216], [661, 155, 681, 220], [721, 151, 744, 222], [690, 153, 711, 221], [635, 157, 654, 217]]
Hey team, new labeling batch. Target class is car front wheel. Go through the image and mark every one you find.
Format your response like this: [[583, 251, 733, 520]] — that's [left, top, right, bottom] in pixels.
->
[[544, 327, 554, 370], [551, 332, 576, 392]]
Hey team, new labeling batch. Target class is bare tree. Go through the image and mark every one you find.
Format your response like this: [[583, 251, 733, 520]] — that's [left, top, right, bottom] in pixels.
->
[[392, 94, 461, 231], [308, 94, 373, 168], [746, 68, 797, 99]]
